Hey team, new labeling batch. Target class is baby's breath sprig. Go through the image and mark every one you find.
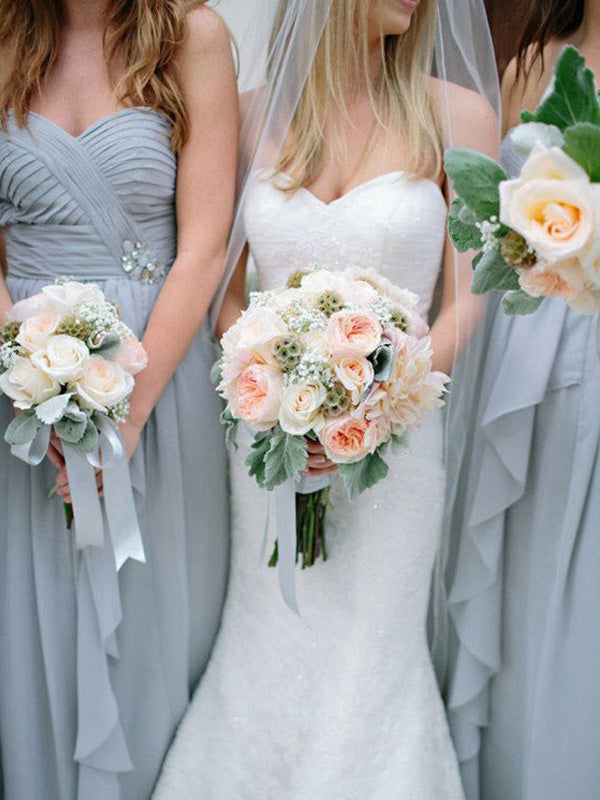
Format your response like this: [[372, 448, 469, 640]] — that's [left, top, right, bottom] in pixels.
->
[[283, 301, 328, 334], [106, 399, 131, 425], [370, 295, 393, 327], [287, 350, 334, 388], [0, 341, 19, 371], [475, 216, 502, 254]]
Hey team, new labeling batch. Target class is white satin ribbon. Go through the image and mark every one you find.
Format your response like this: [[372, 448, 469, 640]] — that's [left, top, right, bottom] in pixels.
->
[[273, 480, 300, 615], [12, 416, 145, 571]]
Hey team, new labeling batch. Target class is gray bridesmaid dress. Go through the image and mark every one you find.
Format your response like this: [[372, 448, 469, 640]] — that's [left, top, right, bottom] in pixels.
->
[[0, 109, 230, 800], [444, 134, 600, 799]]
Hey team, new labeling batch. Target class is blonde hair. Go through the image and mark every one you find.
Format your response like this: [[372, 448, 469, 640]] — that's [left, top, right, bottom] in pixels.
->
[[0, 0, 206, 152], [271, 0, 442, 192]]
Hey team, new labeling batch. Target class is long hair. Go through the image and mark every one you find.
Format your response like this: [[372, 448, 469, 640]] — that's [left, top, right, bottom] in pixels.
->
[[270, 0, 441, 193], [0, 0, 206, 151], [515, 0, 585, 82]]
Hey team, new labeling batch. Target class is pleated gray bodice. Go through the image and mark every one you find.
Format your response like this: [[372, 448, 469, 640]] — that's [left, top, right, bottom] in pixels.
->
[[1, 108, 176, 284]]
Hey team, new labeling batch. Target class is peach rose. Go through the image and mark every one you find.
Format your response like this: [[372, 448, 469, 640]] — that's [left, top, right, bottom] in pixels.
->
[[231, 364, 282, 432], [326, 311, 381, 357], [518, 259, 586, 303], [333, 356, 374, 403], [319, 414, 370, 464], [114, 336, 148, 375], [16, 311, 62, 353], [364, 413, 391, 453]]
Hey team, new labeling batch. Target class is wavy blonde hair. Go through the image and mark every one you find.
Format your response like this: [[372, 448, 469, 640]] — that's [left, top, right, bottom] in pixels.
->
[[272, 0, 442, 192], [0, 0, 206, 151]]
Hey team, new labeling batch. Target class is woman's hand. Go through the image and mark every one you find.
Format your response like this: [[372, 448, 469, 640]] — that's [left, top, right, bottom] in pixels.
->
[[305, 438, 338, 478], [53, 418, 143, 503]]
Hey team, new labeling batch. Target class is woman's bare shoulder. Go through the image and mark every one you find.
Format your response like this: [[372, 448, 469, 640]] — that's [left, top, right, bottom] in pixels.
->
[[430, 77, 499, 156]]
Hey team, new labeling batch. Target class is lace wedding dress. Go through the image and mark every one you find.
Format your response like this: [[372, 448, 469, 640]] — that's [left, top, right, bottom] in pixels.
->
[[154, 170, 465, 799]]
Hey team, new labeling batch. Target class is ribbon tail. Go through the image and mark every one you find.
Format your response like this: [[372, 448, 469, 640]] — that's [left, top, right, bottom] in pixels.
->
[[96, 417, 146, 571], [274, 481, 300, 615], [11, 424, 51, 466], [64, 446, 105, 550], [259, 493, 273, 565]]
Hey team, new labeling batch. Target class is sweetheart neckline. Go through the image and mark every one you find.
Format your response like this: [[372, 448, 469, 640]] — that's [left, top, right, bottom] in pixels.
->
[[23, 107, 157, 141], [272, 170, 446, 208]]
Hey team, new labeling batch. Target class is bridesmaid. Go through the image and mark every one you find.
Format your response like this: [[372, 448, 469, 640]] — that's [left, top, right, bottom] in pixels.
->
[[445, 1, 600, 799], [0, 1, 237, 798]]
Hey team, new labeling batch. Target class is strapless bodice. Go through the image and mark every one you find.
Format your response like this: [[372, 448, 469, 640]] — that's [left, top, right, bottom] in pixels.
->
[[244, 170, 448, 318], [0, 108, 176, 281]]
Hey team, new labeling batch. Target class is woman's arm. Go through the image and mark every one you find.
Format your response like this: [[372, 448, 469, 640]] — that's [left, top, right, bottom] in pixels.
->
[[124, 7, 238, 442], [215, 246, 249, 340], [429, 83, 500, 375]]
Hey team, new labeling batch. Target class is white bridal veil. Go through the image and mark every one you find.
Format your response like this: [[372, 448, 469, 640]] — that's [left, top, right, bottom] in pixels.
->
[[210, 0, 500, 664]]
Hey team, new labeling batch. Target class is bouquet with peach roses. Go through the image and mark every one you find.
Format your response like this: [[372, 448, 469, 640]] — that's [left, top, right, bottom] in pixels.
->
[[445, 46, 600, 348], [215, 266, 449, 568]]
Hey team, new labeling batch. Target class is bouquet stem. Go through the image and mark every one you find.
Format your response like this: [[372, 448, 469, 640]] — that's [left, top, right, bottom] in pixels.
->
[[268, 487, 330, 569]]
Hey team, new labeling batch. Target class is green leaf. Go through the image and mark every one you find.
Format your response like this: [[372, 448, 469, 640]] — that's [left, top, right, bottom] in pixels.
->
[[521, 46, 600, 130], [563, 122, 600, 181], [501, 290, 545, 316], [444, 149, 507, 220], [210, 359, 223, 386], [263, 430, 307, 490], [54, 414, 88, 444], [338, 450, 389, 502], [91, 333, 120, 359], [447, 198, 483, 252], [68, 418, 99, 453], [245, 432, 272, 489], [220, 409, 239, 452], [4, 409, 42, 446], [471, 249, 520, 295]]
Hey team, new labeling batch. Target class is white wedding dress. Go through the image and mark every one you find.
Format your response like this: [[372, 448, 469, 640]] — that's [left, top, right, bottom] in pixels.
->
[[154, 170, 465, 800]]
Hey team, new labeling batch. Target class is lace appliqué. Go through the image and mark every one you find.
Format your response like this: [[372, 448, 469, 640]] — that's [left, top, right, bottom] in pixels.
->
[[121, 240, 166, 284]]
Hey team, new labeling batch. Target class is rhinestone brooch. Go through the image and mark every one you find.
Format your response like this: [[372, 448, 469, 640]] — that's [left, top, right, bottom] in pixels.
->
[[121, 240, 166, 284]]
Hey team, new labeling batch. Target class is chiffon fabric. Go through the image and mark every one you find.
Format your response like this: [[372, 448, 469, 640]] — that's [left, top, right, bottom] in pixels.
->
[[0, 109, 229, 800], [445, 134, 600, 799]]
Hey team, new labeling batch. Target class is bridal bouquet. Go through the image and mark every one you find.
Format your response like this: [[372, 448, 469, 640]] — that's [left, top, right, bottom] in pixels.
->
[[445, 46, 600, 331], [215, 267, 449, 568], [0, 280, 148, 559]]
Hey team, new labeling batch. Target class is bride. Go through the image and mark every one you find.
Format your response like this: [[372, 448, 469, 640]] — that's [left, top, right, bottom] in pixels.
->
[[155, 0, 498, 797]]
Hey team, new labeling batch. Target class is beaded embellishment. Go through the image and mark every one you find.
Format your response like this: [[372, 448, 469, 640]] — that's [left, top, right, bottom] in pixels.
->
[[121, 240, 166, 284]]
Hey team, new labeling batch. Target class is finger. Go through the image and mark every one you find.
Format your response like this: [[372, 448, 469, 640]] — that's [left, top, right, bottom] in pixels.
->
[[306, 454, 333, 468], [47, 448, 65, 471], [50, 432, 64, 456], [305, 465, 338, 477], [55, 468, 69, 489], [305, 440, 325, 454]]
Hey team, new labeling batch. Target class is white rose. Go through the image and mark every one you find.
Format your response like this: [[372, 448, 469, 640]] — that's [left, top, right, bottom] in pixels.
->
[[42, 281, 105, 313], [16, 311, 62, 353], [226, 306, 288, 360], [31, 334, 90, 382], [73, 356, 134, 413], [279, 381, 326, 435], [0, 357, 60, 410], [8, 294, 56, 323], [500, 145, 599, 263], [333, 356, 374, 403], [301, 270, 377, 307]]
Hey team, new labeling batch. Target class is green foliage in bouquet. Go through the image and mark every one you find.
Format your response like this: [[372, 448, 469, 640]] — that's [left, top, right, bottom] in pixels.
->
[[445, 46, 600, 316], [246, 428, 308, 492]]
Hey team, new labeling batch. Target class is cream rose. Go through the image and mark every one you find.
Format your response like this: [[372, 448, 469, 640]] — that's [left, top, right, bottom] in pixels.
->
[[232, 363, 283, 432], [114, 336, 148, 375], [333, 356, 374, 403], [500, 145, 599, 263], [279, 381, 326, 435], [31, 335, 90, 382], [16, 311, 62, 353], [42, 281, 105, 314], [319, 414, 370, 464], [518, 259, 586, 303], [301, 270, 377, 307], [0, 357, 60, 410], [8, 294, 58, 323], [580, 238, 600, 291], [326, 311, 381, 357], [72, 356, 134, 412]]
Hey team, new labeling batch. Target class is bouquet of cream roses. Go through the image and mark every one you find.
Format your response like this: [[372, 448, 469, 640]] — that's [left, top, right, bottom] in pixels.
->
[[0, 279, 147, 466], [445, 46, 600, 342], [215, 267, 449, 568]]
